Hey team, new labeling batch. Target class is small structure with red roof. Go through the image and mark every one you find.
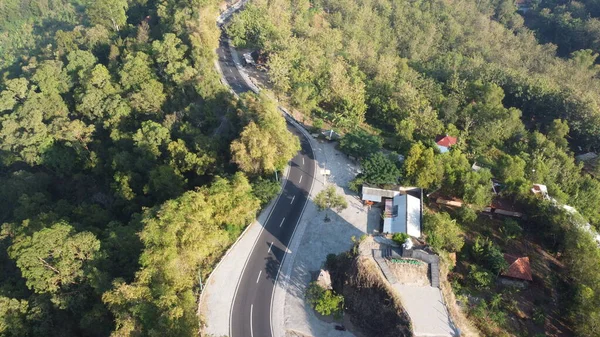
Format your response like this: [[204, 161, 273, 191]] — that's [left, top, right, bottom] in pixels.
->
[[435, 135, 457, 153], [500, 254, 533, 287]]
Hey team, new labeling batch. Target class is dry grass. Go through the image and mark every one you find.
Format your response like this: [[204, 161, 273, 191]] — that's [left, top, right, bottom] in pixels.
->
[[438, 255, 481, 337], [387, 260, 430, 286]]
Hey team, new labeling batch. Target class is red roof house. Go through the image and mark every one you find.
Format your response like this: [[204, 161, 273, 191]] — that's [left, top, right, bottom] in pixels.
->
[[435, 135, 458, 153], [501, 254, 533, 282]]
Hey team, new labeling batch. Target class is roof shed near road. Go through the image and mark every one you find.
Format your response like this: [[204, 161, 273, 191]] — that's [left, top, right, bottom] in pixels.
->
[[362, 186, 400, 203]]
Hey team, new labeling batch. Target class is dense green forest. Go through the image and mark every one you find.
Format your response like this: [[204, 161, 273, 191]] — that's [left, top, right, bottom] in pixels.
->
[[523, 0, 600, 57], [0, 0, 298, 336], [227, 0, 600, 335]]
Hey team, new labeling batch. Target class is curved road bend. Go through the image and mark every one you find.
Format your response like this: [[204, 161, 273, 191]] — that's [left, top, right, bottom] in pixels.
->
[[217, 35, 317, 337]]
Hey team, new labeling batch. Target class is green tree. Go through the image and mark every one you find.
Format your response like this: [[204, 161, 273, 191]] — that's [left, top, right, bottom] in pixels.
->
[[145, 165, 186, 201], [133, 121, 171, 159], [86, 0, 128, 31], [0, 297, 29, 337], [31, 60, 71, 94], [0, 78, 29, 112], [9, 222, 101, 307], [103, 174, 259, 336], [404, 143, 441, 188], [547, 119, 570, 149], [462, 169, 493, 209], [423, 211, 464, 252], [361, 152, 401, 186], [314, 185, 348, 221], [231, 94, 300, 175], [339, 129, 383, 159]]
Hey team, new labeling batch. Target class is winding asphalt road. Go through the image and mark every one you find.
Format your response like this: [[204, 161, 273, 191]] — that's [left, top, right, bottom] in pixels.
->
[[217, 34, 317, 337]]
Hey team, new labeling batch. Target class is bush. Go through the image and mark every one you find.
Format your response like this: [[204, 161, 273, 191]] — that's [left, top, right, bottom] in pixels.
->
[[468, 264, 494, 290], [455, 205, 477, 224], [347, 176, 364, 193], [306, 282, 344, 317], [392, 232, 410, 245], [532, 307, 545, 326], [471, 237, 509, 274], [312, 118, 324, 130], [500, 218, 522, 242]]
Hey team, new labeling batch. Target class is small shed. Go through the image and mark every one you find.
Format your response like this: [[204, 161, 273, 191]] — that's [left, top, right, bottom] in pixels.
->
[[435, 135, 457, 153], [361, 186, 400, 203], [501, 254, 533, 282]]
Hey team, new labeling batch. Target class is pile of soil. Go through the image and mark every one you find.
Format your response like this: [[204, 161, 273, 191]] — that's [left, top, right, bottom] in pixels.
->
[[328, 253, 413, 337]]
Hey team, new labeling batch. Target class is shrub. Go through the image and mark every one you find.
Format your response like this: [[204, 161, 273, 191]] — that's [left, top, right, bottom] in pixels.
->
[[471, 237, 509, 274], [500, 218, 522, 242], [455, 205, 477, 224], [306, 282, 344, 317], [532, 307, 545, 326], [312, 118, 324, 130], [348, 176, 364, 193], [468, 264, 494, 290], [392, 232, 410, 245], [325, 253, 337, 269]]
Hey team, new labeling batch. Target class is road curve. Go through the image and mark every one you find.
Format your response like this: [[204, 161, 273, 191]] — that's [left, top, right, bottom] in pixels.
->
[[216, 33, 317, 337]]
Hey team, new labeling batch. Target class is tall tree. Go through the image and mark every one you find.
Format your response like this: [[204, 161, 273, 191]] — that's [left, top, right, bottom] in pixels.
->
[[231, 93, 300, 175], [361, 152, 401, 186], [403, 143, 441, 189], [9, 222, 101, 308], [86, 0, 128, 32]]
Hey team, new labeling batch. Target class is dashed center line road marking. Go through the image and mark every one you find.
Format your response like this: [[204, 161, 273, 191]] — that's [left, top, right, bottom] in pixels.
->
[[250, 304, 254, 337], [268, 241, 274, 253], [290, 195, 295, 204], [256, 270, 262, 283], [228, 68, 232, 73], [299, 175, 303, 183], [279, 217, 285, 227], [302, 157, 305, 165]]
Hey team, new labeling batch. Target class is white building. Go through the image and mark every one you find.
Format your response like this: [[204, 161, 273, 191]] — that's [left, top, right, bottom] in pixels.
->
[[383, 193, 422, 238]]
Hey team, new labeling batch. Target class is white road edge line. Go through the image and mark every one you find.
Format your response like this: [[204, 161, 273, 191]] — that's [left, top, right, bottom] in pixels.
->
[[256, 270, 262, 284], [279, 217, 285, 228], [299, 175, 303, 184], [250, 304, 254, 337], [290, 196, 295, 204], [268, 241, 274, 253]]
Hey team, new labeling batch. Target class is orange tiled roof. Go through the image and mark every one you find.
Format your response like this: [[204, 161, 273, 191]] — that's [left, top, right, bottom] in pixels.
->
[[435, 135, 457, 148], [501, 254, 533, 281]]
